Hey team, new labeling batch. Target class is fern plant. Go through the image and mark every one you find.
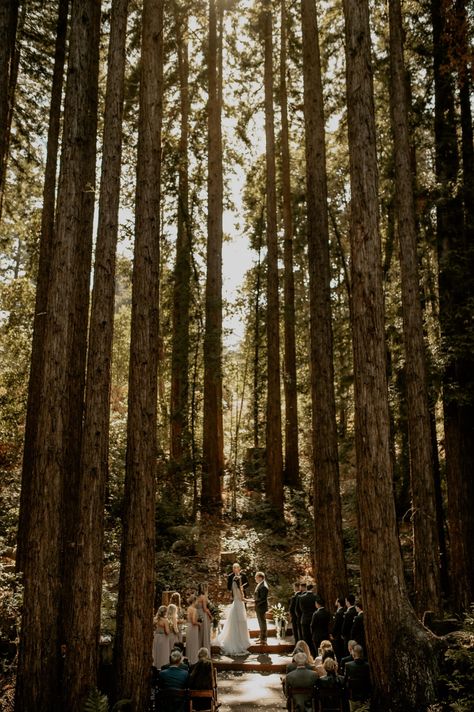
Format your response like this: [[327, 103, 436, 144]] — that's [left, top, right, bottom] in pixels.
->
[[82, 688, 131, 712]]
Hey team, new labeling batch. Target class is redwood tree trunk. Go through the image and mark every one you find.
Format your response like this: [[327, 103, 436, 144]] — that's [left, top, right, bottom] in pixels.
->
[[14, 0, 101, 709], [113, 0, 163, 708], [0, 0, 18, 211], [342, 0, 439, 708], [431, 0, 474, 611], [262, 0, 283, 515], [389, 0, 442, 616], [170, 0, 192, 469], [301, 0, 347, 605], [17, 0, 69, 573], [62, 0, 129, 708], [202, 0, 224, 513], [280, 0, 300, 490]]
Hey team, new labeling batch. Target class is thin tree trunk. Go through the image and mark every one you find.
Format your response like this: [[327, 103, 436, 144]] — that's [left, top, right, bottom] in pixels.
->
[[342, 0, 439, 708], [280, 0, 300, 490], [62, 0, 129, 708], [301, 0, 347, 605], [262, 0, 283, 515], [389, 0, 442, 616], [17, 0, 69, 573], [14, 0, 101, 708], [113, 0, 163, 708], [431, 0, 474, 611], [0, 0, 19, 212], [253, 215, 263, 450], [202, 0, 224, 513], [170, 0, 191, 468]]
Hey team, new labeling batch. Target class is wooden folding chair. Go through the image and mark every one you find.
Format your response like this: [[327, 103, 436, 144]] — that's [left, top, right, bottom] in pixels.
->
[[315, 687, 346, 712], [189, 688, 217, 711], [155, 687, 191, 712], [287, 685, 317, 712]]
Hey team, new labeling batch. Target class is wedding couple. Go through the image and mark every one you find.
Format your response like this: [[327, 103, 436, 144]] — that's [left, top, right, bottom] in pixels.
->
[[217, 562, 269, 656]]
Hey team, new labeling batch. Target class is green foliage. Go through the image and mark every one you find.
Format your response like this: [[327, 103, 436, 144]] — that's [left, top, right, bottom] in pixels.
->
[[82, 688, 131, 712]]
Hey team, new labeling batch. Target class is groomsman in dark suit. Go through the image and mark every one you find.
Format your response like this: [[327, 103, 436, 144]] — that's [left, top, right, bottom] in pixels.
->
[[342, 594, 357, 655], [294, 583, 307, 642], [253, 571, 269, 643], [350, 600, 365, 652], [310, 597, 331, 652], [288, 582, 301, 643], [299, 584, 317, 654], [331, 597, 345, 661]]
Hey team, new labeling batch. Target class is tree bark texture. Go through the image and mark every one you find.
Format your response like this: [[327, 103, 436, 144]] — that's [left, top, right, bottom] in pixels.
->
[[280, 0, 300, 490], [202, 0, 224, 513], [262, 0, 284, 514], [432, 0, 474, 611], [113, 0, 163, 708], [343, 0, 438, 708], [14, 1, 101, 709], [17, 0, 69, 573], [62, 0, 129, 708], [301, 0, 347, 605], [0, 0, 18, 212], [389, 0, 442, 616], [170, 0, 192, 468]]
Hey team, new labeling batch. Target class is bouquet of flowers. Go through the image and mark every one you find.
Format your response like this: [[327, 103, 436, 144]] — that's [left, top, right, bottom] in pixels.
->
[[208, 600, 222, 630]]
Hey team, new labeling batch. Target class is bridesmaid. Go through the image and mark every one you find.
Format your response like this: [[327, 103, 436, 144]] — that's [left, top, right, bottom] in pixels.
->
[[167, 602, 182, 651], [152, 605, 170, 670], [185, 595, 201, 665], [196, 583, 212, 653]]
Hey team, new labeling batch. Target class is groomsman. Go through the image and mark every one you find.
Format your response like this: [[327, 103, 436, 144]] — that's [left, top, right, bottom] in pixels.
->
[[253, 571, 269, 643], [332, 597, 345, 661], [342, 594, 357, 655], [298, 584, 317, 654], [288, 583, 301, 643], [310, 596, 331, 651], [294, 583, 307, 642]]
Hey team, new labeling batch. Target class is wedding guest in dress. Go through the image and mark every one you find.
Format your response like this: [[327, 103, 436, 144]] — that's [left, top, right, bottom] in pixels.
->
[[189, 647, 216, 710], [314, 640, 334, 677], [316, 657, 345, 692], [196, 583, 213, 652], [286, 640, 316, 673], [186, 594, 201, 665], [153, 606, 170, 670], [167, 603, 182, 652]]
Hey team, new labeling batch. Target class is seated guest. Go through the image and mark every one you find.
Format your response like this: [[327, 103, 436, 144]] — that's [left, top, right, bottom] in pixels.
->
[[315, 648, 336, 678], [350, 601, 365, 651], [344, 644, 371, 712], [340, 640, 357, 676], [161, 642, 189, 670], [286, 640, 316, 673], [316, 657, 345, 689], [189, 647, 216, 710], [314, 640, 334, 675], [158, 649, 190, 712], [285, 652, 318, 711]]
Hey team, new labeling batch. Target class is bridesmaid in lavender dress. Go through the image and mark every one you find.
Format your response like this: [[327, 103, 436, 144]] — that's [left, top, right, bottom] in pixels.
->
[[196, 583, 213, 653], [185, 595, 201, 665], [167, 602, 182, 651], [152, 606, 170, 669]]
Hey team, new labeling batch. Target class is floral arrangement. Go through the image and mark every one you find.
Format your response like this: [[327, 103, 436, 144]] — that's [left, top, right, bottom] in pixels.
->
[[269, 603, 288, 622], [208, 600, 223, 630]]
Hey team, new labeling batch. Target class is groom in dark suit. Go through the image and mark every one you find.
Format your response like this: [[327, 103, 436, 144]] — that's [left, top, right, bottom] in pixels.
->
[[253, 571, 269, 643]]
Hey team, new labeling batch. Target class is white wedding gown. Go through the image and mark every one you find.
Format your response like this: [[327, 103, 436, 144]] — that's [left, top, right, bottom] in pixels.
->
[[218, 581, 251, 655]]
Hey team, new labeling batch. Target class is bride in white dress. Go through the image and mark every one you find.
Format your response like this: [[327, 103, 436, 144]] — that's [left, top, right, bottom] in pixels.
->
[[218, 576, 251, 655]]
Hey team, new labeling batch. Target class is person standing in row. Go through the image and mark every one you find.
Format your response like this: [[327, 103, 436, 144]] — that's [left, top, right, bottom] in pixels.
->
[[332, 597, 346, 661], [342, 594, 357, 655], [298, 584, 317, 655], [311, 597, 331, 652], [153, 606, 170, 670], [186, 594, 201, 665], [288, 582, 301, 644], [196, 583, 213, 653]]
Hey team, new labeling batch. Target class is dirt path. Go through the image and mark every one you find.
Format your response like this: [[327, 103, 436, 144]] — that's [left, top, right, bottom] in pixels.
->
[[217, 672, 287, 711]]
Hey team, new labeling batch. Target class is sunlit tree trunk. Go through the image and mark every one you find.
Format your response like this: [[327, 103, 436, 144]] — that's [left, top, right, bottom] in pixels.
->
[[0, 0, 18, 212], [14, 0, 101, 709], [301, 0, 347, 604], [262, 0, 283, 515], [202, 0, 224, 512], [17, 0, 69, 573], [113, 0, 163, 708], [280, 0, 300, 490], [62, 0, 129, 708], [432, 0, 474, 612], [389, 0, 442, 616], [342, 0, 439, 708], [170, 0, 192, 469]]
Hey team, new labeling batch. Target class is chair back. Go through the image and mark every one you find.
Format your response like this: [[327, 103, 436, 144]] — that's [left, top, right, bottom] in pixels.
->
[[155, 687, 191, 712], [287, 685, 316, 712], [316, 686, 345, 712], [189, 688, 216, 711]]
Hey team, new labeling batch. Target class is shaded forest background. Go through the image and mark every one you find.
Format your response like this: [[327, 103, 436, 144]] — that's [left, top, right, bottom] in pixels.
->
[[0, 0, 473, 710]]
